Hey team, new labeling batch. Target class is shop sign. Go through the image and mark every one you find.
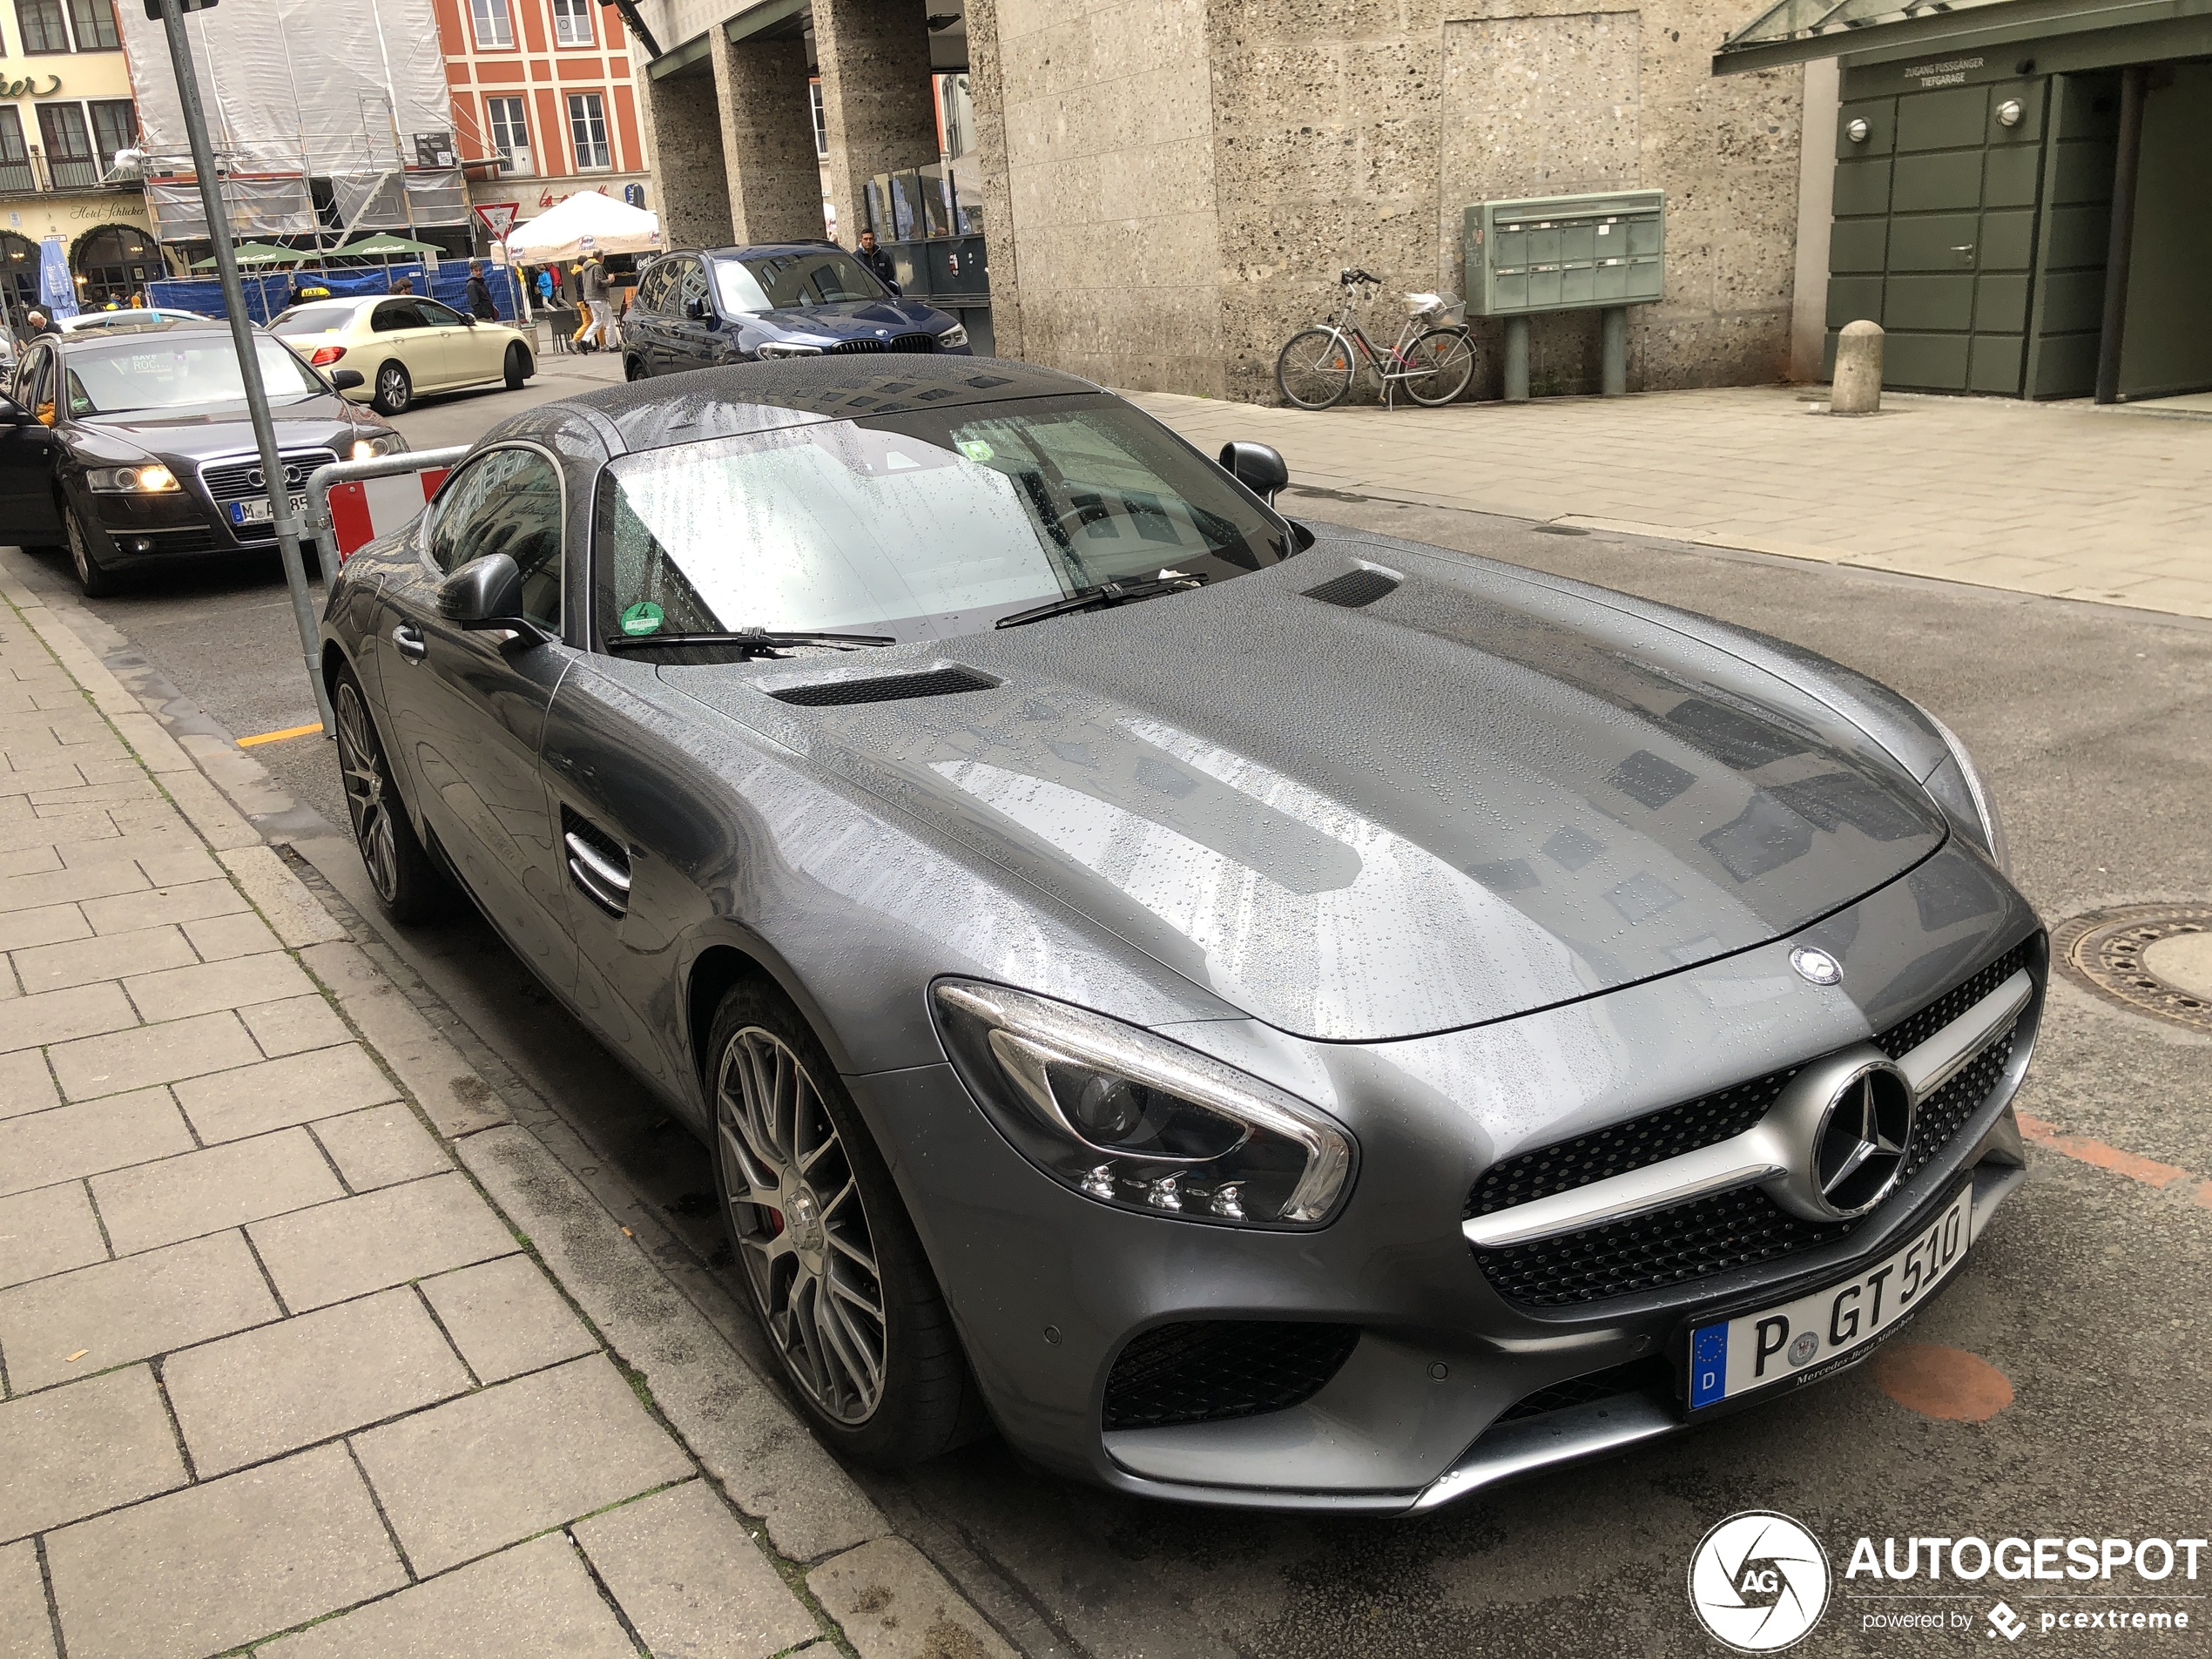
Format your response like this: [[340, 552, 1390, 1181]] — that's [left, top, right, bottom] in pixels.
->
[[2, 75, 64, 96]]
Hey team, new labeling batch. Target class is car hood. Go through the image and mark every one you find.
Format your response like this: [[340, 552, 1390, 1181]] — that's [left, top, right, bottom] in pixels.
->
[[71, 396, 374, 465], [666, 537, 1949, 1042], [748, 299, 948, 339]]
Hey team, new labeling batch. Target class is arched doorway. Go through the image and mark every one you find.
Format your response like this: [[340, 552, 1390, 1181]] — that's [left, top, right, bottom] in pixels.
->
[[71, 224, 162, 307], [0, 232, 39, 325]]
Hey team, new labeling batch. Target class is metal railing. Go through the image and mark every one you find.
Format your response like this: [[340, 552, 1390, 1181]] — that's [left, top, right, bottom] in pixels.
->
[[302, 446, 470, 563]]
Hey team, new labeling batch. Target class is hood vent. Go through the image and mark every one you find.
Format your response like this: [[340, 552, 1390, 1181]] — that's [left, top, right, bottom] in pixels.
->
[[1303, 568, 1400, 609], [767, 664, 1001, 707]]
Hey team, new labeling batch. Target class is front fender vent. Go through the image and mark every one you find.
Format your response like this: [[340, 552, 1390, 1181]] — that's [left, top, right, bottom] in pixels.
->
[[767, 665, 1000, 706], [1302, 568, 1400, 609], [1103, 1320, 1359, 1430]]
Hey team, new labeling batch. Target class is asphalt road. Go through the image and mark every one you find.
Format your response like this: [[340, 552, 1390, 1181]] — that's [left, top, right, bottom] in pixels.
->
[[9, 400, 2209, 1658]]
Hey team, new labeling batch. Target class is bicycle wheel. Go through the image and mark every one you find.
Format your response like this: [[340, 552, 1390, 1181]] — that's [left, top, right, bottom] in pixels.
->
[[1401, 327, 1475, 406], [1277, 328, 1355, 410]]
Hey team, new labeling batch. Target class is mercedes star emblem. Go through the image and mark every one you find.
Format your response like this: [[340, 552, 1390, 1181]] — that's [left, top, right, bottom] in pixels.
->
[[1791, 946, 1843, 987], [1813, 1067, 1912, 1215]]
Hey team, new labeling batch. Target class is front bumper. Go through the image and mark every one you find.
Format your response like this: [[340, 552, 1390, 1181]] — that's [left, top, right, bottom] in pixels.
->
[[851, 842, 2043, 1513]]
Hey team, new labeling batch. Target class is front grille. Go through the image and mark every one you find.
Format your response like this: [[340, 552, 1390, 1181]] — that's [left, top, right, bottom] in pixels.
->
[[199, 448, 336, 505], [828, 338, 886, 354], [1102, 1321, 1359, 1430], [826, 334, 937, 356], [1901, 1019, 2016, 1182], [1494, 1357, 1673, 1423], [767, 666, 998, 706], [1874, 941, 2033, 1059]]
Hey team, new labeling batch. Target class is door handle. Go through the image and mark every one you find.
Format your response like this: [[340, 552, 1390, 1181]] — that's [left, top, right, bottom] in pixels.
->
[[392, 623, 426, 661]]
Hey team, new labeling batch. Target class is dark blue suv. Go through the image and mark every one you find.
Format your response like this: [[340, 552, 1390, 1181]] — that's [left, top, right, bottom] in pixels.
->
[[621, 243, 970, 379]]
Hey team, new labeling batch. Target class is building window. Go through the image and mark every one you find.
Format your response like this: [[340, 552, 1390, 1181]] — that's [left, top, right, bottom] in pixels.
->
[[88, 99, 137, 167], [809, 79, 827, 158], [485, 95, 532, 175], [37, 102, 98, 189], [0, 110, 31, 194], [550, 0, 592, 46], [468, 0, 513, 50], [565, 91, 610, 171], [73, 221, 158, 306], [16, 0, 71, 52], [68, 0, 117, 49]]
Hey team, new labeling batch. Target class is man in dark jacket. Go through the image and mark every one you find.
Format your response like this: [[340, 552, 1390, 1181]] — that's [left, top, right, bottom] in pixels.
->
[[466, 260, 501, 321], [853, 230, 900, 295]]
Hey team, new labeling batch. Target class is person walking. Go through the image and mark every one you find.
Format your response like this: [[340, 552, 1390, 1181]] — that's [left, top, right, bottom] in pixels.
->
[[466, 260, 501, 321], [535, 266, 557, 308], [576, 253, 612, 353], [854, 229, 900, 295]]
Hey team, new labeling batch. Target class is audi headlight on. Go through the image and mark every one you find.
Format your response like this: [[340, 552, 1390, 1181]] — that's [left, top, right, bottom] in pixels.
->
[[86, 464, 178, 494], [755, 341, 825, 359], [1913, 704, 2010, 876], [933, 981, 1356, 1228], [350, 432, 409, 462], [938, 322, 968, 348]]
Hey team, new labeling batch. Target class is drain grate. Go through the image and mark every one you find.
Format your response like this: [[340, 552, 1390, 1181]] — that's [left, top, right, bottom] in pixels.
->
[[2052, 905, 2212, 1035]]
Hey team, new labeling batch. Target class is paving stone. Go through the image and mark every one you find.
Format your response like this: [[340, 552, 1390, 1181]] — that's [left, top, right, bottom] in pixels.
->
[[0, 1050, 57, 1120], [123, 951, 315, 1024], [15, 812, 120, 848], [0, 1182, 107, 1290], [248, 1172, 516, 1311], [63, 842, 217, 891], [417, 1255, 593, 1383], [165, 1287, 473, 1476], [809, 1537, 1019, 1659], [311, 1104, 451, 1192], [27, 780, 158, 810], [0, 1537, 54, 1659], [173, 1043, 397, 1143], [0, 1367, 185, 1542], [90, 1129, 343, 1256], [44, 1442, 403, 1659], [0, 860, 145, 918], [240, 994, 352, 1059], [10, 927, 195, 996], [0, 763, 84, 799], [0, 846, 58, 881], [179, 908, 279, 961], [576, 1480, 817, 1659], [351, 1353, 691, 1576], [0, 903, 89, 955], [0, 1230, 280, 1393], [80, 880, 245, 935], [0, 982, 138, 1057], [260, 1531, 634, 1659], [0, 1089, 193, 1199], [49, 1012, 260, 1103]]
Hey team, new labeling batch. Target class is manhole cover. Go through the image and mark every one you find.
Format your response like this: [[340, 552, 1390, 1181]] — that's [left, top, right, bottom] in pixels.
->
[[2051, 905, 2212, 1034]]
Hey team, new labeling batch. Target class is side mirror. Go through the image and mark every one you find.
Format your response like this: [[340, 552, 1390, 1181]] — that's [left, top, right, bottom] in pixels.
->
[[329, 369, 364, 390], [1219, 441, 1289, 507], [435, 554, 555, 645], [0, 394, 28, 426]]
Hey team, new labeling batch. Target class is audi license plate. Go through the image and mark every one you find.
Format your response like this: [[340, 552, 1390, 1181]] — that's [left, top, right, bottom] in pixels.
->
[[1688, 1184, 1973, 1409], [228, 492, 307, 527]]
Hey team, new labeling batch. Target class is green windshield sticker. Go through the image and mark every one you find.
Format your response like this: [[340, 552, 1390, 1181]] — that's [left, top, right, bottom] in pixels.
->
[[618, 602, 664, 637], [956, 439, 995, 462]]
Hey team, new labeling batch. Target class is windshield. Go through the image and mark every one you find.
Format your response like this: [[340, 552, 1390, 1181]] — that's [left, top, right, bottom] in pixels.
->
[[58, 335, 327, 415], [270, 303, 363, 336], [713, 251, 887, 314], [597, 394, 1290, 651]]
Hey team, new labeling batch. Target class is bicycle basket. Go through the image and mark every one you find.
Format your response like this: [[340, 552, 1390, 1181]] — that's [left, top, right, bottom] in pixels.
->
[[1406, 292, 1464, 325]]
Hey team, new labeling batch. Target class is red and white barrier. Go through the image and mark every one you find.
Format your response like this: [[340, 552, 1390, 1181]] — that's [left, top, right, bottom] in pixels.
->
[[326, 468, 450, 561]]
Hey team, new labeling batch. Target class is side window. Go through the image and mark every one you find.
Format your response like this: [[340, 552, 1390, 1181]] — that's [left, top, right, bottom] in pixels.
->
[[371, 300, 422, 333], [426, 448, 566, 631], [21, 349, 54, 422], [417, 300, 464, 328], [677, 260, 709, 317], [638, 263, 673, 312]]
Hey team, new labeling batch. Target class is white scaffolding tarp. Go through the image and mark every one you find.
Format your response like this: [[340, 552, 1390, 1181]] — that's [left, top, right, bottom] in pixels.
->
[[505, 191, 664, 263]]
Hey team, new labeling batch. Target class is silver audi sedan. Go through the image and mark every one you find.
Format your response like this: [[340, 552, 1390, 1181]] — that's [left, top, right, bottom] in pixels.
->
[[319, 356, 2040, 1511]]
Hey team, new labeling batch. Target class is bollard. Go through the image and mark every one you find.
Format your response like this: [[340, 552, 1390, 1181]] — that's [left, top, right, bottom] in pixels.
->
[[1504, 315, 1531, 402], [1831, 319, 1884, 415], [1602, 306, 1628, 397]]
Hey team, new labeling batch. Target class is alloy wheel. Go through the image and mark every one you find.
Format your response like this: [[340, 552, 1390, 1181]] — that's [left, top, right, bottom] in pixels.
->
[[377, 364, 410, 414], [717, 1026, 887, 1423], [334, 682, 401, 903]]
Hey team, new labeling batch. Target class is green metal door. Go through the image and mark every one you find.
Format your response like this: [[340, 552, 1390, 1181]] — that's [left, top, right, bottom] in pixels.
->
[[1827, 78, 2047, 394]]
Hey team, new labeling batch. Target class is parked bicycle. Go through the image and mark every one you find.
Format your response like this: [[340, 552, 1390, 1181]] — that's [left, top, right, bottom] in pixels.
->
[[1275, 269, 1476, 409]]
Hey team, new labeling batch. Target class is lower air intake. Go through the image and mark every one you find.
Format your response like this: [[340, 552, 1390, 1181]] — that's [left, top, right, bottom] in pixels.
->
[[1103, 1321, 1360, 1430]]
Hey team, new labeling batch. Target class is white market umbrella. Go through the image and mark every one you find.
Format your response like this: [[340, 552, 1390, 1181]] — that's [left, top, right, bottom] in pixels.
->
[[503, 190, 662, 265]]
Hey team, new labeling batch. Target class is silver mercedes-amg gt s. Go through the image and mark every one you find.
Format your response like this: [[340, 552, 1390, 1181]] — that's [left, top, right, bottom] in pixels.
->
[[320, 357, 2041, 1513]]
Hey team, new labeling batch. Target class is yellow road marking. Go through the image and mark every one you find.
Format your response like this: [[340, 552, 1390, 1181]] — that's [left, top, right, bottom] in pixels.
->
[[237, 721, 325, 747]]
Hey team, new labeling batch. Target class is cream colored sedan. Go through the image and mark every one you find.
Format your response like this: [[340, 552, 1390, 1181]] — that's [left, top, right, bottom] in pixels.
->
[[268, 295, 534, 415]]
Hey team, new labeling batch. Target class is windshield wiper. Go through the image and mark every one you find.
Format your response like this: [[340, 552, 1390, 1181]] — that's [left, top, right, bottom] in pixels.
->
[[995, 574, 1206, 631], [604, 629, 894, 657]]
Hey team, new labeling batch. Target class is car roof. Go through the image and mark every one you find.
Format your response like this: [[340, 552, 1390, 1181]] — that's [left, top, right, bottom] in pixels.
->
[[656, 243, 849, 265], [530, 357, 1103, 457]]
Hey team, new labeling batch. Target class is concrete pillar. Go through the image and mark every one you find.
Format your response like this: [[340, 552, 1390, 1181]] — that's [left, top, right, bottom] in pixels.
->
[[709, 30, 826, 245], [1831, 319, 1884, 413], [633, 62, 734, 251], [1789, 57, 1840, 383], [959, 0, 1021, 358], [1503, 316, 1530, 402], [1601, 307, 1628, 396], [813, 0, 938, 243]]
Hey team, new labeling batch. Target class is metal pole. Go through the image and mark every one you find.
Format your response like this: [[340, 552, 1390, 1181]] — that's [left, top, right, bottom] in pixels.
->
[[2093, 64, 2147, 406], [1601, 307, 1628, 397], [1504, 315, 1530, 402], [157, 0, 334, 734]]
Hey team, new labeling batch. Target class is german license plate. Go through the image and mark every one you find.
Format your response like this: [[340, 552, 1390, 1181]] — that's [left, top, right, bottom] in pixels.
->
[[1688, 1184, 1973, 1409], [228, 492, 306, 527]]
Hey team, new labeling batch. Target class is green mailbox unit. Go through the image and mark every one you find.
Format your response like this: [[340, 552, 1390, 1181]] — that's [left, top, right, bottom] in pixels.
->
[[1462, 189, 1666, 317]]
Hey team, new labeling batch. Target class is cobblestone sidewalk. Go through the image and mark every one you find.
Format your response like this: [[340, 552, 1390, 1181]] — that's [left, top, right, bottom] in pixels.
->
[[1130, 386, 2212, 622], [0, 590, 1012, 1656]]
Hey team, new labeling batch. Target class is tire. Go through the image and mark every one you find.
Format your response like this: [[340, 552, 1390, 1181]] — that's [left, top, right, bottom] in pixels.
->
[[1402, 327, 1476, 406], [64, 502, 121, 597], [332, 664, 448, 923], [1276, 327, 1355, 410], [372, 361, 413, 416], [708, 980, 980, 1466], [503, 342, 529, 390], [623, 354, 647, 382]]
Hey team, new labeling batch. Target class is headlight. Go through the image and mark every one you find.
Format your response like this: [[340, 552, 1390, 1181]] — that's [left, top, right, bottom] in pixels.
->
[[755, 341, 824, 359], [1913, 704, 2010, 876], [938, 322, 968, 348], [933, 981, 1356, 1227], [350, 432, 409, 462], [85, 464, 178, 493]]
